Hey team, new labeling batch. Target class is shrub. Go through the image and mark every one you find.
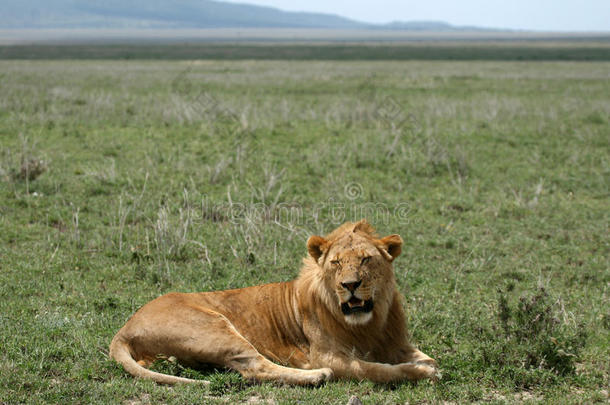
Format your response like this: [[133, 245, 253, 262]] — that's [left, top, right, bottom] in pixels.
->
[[480, 287, 587, 388]]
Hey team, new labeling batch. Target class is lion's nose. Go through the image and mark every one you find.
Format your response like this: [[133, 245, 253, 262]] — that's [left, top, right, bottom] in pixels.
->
[[341, 280, 362, 292]]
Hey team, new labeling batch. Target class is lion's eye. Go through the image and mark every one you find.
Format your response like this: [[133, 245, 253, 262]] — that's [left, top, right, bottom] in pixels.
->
[[330, 260, 340, 266], [361, 256, 371, 265]]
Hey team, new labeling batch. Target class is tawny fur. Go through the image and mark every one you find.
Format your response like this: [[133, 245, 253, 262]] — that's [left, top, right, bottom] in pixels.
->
[[109, 220, 438, 385]]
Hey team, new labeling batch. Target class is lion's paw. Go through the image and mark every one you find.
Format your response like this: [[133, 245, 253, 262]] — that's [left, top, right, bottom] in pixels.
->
[[419, 364, 441, 382], [399, 362, 439, 381], [309, 367, 334, 385]]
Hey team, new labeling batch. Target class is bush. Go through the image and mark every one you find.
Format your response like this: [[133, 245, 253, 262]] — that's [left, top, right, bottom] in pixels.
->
[[479, 287, 587, 388]]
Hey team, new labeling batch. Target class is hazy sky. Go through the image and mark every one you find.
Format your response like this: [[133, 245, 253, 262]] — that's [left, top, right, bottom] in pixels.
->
[[223, 0, 610, 31]]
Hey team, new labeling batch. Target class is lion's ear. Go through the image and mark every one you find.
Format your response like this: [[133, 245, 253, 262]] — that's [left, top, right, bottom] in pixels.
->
[[307, 235, 328, 262], [378, 234, 403, 262]]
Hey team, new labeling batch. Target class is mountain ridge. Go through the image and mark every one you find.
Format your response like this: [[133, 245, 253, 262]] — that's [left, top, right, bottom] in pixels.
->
[[0, 0, 502, 31]]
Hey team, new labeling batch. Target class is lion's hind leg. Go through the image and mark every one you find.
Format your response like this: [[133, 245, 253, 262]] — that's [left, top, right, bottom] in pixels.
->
[[113, 298, 332, 386], [109, 336, 205, 385], [178, 306, 333, 386]]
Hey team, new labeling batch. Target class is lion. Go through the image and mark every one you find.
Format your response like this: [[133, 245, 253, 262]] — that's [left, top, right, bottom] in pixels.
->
[[109, 220, 438, 385]]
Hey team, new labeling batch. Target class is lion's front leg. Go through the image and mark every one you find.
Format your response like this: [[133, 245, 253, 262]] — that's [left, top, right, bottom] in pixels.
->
[[312, 352, 437, 383]]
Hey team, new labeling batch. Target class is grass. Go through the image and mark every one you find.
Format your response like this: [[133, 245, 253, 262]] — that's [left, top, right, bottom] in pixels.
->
[[1, 42, 610, 61], [0, 58, 608, 404]]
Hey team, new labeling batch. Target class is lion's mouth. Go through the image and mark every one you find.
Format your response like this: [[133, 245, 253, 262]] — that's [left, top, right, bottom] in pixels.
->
[[341, 297, 374, 315]]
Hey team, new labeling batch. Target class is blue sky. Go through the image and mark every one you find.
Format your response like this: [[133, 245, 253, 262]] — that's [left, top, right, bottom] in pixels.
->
[[223, 0, 610, 31]]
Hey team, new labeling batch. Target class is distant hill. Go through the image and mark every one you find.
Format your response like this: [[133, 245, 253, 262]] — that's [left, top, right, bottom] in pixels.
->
[[0, 0, 497, 31], [382, 21, 500, 32], [1, 0, 366, 29]]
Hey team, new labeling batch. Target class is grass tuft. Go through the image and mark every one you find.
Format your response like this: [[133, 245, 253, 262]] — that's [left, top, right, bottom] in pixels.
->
[[1, 133, 48, 184], [478, 287, 588, 388]]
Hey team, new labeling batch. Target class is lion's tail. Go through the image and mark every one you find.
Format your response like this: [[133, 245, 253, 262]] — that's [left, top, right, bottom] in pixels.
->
[[109, 336, 208, 385]]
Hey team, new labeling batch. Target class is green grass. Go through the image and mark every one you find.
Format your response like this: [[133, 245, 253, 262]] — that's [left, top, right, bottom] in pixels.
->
[[0, 59, 608, 404], [1, 42, 610, 60]]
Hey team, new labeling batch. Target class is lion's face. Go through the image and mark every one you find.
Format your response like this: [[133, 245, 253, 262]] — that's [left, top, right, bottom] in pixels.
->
[[307, 221, 403, 326]]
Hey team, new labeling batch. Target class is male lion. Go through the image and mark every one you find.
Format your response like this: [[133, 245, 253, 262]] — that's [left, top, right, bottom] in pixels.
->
[[109, 220, 438, 385]]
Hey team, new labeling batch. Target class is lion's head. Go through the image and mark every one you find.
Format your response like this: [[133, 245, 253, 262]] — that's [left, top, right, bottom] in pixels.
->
[[304, 220, 403, 326]]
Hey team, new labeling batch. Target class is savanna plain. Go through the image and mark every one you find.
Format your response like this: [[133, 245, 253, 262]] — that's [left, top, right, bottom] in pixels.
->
[[0, 58, 608, 403]]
